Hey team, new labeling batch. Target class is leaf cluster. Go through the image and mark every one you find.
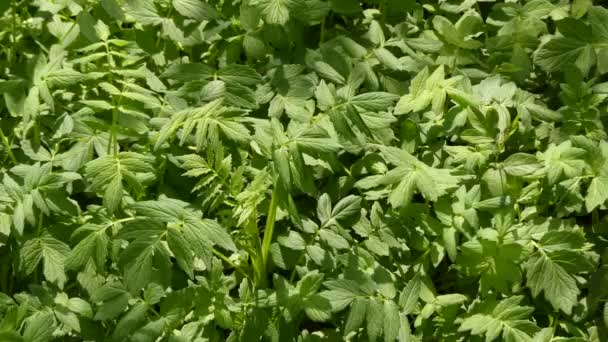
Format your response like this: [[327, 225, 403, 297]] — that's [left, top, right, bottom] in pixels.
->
[[1, 0, 608, 341]]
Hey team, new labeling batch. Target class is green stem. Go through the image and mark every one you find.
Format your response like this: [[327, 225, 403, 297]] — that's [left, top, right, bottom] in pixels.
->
[[0, 255, 8, 293], [109, 105, 118, 155], [379, 0, 386, 26], [259, 185, 280, 287], [0, 127, 16, 164], [148, 305, 162, 318], [551, 314, 559, 333], [36, 211, 43, 237], [212, 247, 250, 280], [10, 0, 16, 64], [247, 213, 266, 287], [319, 16, 326, 44], [33, 119, 40, 147], [108, 85, 125, 156]]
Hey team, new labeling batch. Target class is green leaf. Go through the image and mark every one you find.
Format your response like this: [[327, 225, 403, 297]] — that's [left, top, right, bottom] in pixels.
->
[[436, 293, 468, 307], [571, 0, 592, 18], [23, 311, 56, 342], [399, 274, 421, 315], [66, 225, 109, 271], [588, 6, 608, 42], [167, 226, 195, 278], [131, 199, 237, 252], [92, 285, 131, 321], [322, 279, 364, 310], [319, 229, 349, 250], [125, 0, 163, 25], [383, 301, 400, 342], [345, 297, 367, 335], [20, 235, 70, 288], [172, 0, 218, 20], [585, 176, 608, 211], [534, 35, 594, 75], [360, 146, 462, 208], [366, 298, 384, 342], [111, 302, 149, 341], [304, 294, 332, 322], [154, 99, 251, 150], [525, 230, 593, 315], [85, 152, 155, 213], [349, 92, 399, 112], [122, 237, 157, 293], [459, 296, 538, 342], [218, 64, 263, 86], [277, 230, 306, 250], [2, 2, 606, 341], [459, 238, 523, 293], [502, 153, 542, 177], [251, 0, 290, 24]]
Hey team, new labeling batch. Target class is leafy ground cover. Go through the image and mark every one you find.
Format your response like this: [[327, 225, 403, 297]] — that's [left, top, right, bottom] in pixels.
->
[[1, 0, 608, 341]]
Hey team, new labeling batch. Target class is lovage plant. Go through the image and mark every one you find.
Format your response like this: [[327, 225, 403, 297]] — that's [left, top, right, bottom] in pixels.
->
[[1, 0, 608, 341]]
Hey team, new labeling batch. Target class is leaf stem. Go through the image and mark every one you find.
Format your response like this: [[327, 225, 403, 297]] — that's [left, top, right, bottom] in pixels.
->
[[259, 185, 279, 287], [0, 126, 16, 164], [36, 210, 43, 237], [320, 16, 326, 44], [247, 212, 265, 286], [379, 0, 386, 26], [148, 305, 162, 318], [108, 84, 125, 156], [212, 247, 249, 279], [109, 107, 118, 155], [10, 0, 17, 64]]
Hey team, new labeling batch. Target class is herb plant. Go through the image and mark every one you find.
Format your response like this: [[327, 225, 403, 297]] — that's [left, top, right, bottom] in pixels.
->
[[1, 0, 608, 341]]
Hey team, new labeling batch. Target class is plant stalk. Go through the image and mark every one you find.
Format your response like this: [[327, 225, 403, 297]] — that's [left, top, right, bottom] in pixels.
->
[[319, 17, 326, 44], [258, 185, 279, 288], [212, 247, 249, 279], [0, 127, 16, 164]]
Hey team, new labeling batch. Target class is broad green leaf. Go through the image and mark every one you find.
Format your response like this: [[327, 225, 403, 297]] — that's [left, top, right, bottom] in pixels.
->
[[399, 274, 421, 315], [304, 294, 332, 322], [92, 285, 131, 321], [525, 230, 594, 314], [172, 0, 218, 20], [20, 235, 70, 288], [349, 92, 399, 112], [459, 296, 538, 341], [85, 152, 155, 213], [585, 176, 608, 211], [23, 311, 56, 342], [125, 0, 163, 25], [345, 297, 367, 335], [111, 302, 149, 341]]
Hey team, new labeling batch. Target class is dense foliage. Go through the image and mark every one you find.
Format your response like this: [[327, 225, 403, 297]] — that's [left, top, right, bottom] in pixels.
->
[[1, 0, 608, 341]]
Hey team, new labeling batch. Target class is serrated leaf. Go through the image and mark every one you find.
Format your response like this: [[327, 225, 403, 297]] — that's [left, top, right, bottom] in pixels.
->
[[172, 0, 218, 20]]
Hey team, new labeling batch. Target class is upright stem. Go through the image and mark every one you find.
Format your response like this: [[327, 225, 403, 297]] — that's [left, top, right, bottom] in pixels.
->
[[379, 0, 386, 26], [108, 87, 125, 156], [110, 108, 118, 155], [247, 212, 265, 287], [258, 185, 279, 287], [319, 17, 326, 44], [33, 119, 40, 147], [36, 210, 43, 236], [9, 0, 19, 64]]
